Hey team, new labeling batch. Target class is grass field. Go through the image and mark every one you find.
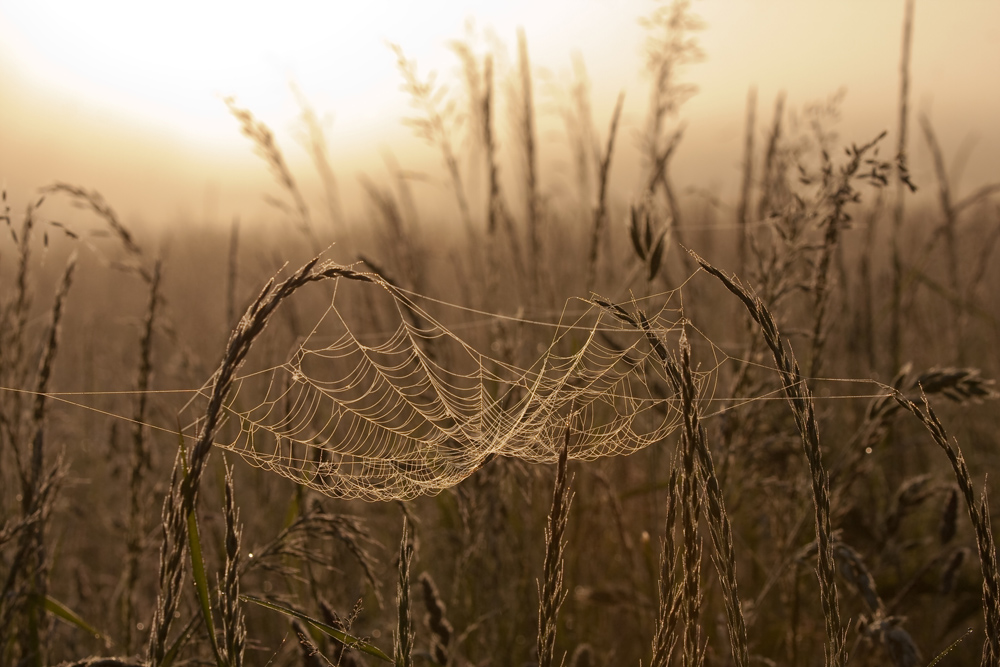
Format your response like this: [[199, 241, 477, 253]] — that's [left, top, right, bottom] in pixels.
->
[[3, 2, 1000, 666]]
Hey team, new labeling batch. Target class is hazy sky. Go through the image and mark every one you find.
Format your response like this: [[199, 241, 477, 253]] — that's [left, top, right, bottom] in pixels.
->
[[0, 0, 998, 229]]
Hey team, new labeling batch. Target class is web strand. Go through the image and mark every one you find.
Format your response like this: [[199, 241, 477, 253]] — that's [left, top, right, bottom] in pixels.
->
[[0, 272, 906, 501]]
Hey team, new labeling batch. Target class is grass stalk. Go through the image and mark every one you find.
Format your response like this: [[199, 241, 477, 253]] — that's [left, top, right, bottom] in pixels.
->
[[691, 251, 845, 667], [481, 55, 525, 283], [918, 113, 964, 364], [651, 467, 682, 667], [395, 518, 414, 667], [121, 259, 162, 652], [517, 28, 541, 295], [662, 329, 750, 667], [391, 43, 475, 238], [292, 82, 345, 234], [585, 91, 625, 292], [807, 131, 887, 378], [147, 445, 185, 666], [225, 99, 320, 254], [736, 86, 756, 278], [596, 299, 747, 666], [149, 259, 375, 662], [892, 391, 1000, 665], [225, 218, 239, 332], [757, 93, 785, 221], [418, 571, 453, 666], [220, 459, 246, 667], [890, 0, 915, 374], [537, 424, 573, 667], [10, 252, 76, 667]]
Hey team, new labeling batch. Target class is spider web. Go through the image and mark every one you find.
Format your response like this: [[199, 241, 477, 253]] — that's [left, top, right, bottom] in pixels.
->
[[209, 277, 707, 501]]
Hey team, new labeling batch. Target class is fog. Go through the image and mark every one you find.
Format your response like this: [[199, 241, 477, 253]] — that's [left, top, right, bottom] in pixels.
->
[[1, 0, 997, 232]]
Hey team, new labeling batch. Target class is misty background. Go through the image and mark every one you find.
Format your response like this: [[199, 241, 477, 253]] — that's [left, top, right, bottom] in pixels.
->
[[1, 0, 998, 234]]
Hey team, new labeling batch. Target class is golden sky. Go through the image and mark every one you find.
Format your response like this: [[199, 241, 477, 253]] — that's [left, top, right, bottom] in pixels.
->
[[0, 0, 997, 229]]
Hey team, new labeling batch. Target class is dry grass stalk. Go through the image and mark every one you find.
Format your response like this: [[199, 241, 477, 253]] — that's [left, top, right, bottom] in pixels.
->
[[940, 487, 959, 545], [641, 0, 703, 188], [0, 201, 35, 420], [537, 424, 573, 667], [517, 28, 541, 293], [593, 470, 646, 647], [292, 618, 328, 667], [757, 93, 786, 221], [0, 463, 61, 656], [586, 300, 705, 660], [691, 251, 845, 667], [318, 601, 365, 667], [28, 253, 77, 467], [226, 218, 239, 332], [220, 459, 246, 667], [651, 467, 682, 667], [859, 615, 922, 667], [292, 82, 345, 233], [940, 548, 968, 595], [224, 98, 320, 253], [42, 184, 148, 280], [639, 0, 703, 276], [395, 518, 414, 667], [891, 391, 1000, 665], [661, 328, 750, 667], [626, 198, 670, 285], [806, 131, 889, 378], [146, 449, 185, 665], [832, 541, 882, 615], [641, 0, 703, 118], [418, 571, 453, 666], [832, 364, 997, 526], [568, 643, 594, 667], [358, 172, 427, 298], [4, 253, 76, 666], [121, 259, 162, 652], [148, 259, 376, 659], [736, 86, 757, 277], [561, 55, 597, 219], [480, 55, 525, 283], [884, 474, 935, 539], [585, 91, 625, 292], [659, 330, 705, 667], [592, 299, 734, 665], [918, 113, 964, 364], [858, 188, 886, 369], [890, 0, 915, 373], [678, 404, 705, 667], [382, 150, 423, 236], [238, 502, 383, 609], [391, 43, 474, 237]]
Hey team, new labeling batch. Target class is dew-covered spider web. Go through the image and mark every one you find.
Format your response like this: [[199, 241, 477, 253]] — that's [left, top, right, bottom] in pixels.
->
[[194, 274, 720, 501]]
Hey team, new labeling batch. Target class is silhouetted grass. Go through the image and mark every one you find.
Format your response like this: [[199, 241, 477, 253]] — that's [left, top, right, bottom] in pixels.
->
[[1, 3, 999, 666]]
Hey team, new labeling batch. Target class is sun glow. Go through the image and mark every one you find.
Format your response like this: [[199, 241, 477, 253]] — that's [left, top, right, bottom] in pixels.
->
[[0, 0, 615, 149], [1, 0, 998, 225]]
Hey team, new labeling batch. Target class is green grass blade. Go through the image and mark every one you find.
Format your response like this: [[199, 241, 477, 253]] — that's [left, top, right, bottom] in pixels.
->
[[926, 627, 973, 667], [241, 594, 392, 662], [161, 615, 199, 667], [177, 427, 226, 667], [40, 594, 111, 648], [188, 508, 225, 666]]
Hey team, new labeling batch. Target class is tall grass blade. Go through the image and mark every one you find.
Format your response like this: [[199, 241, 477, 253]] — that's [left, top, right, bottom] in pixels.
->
[[240, 594, 392, 662], [40, 594, 110, 648], [177, 432, 224, 667]]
